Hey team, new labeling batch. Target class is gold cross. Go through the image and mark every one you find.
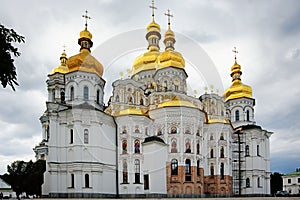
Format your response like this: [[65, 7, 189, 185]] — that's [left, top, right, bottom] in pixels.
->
[[232, 46, 238, 60], [164, 9, 173, 25], [82, 10, 91, 29], [149, 0, 157, 18]]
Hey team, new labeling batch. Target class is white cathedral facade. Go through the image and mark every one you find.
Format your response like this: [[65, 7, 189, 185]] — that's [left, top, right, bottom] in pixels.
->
[[33, 6, 272, 198]]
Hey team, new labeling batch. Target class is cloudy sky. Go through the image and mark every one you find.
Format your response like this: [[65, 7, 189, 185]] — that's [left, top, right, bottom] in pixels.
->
[[0, 0, 300, 175]]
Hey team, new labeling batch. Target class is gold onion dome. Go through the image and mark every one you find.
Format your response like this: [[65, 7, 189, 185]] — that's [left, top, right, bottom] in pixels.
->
[[223, 60, 252, 101], [67, 23, 104, 77], [51, 50, 69, 74], [157, 10, 185, 70], [132, 2, 161, 75]]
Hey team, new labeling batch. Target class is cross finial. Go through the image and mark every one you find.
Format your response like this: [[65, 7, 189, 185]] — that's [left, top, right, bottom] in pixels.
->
[[232, 46, 238, 61], [82, 10, 91, 29], [149, 0, 157, 19], [62, 44, 66, 52], [164, 9, 173, 25]]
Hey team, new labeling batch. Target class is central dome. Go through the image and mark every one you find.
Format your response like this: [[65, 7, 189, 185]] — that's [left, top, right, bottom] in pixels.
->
[[156, 50, 185, 70], [67, 49, 104, 77], [132, 51, 160, 74]]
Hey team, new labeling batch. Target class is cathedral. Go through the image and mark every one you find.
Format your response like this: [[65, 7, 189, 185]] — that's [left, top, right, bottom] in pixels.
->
[[33, 3, 272, 198]]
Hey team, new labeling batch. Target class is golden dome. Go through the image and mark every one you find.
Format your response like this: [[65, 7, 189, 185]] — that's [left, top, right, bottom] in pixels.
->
[[223, 60, 252, 101], [51, 51, 68, 74], [157, 96, 196, 109], [164, 27, 175, 38], [116, 108, 145, 116], [132, 51, 160, 74], [157, 50, 185, 69], [80, 28, 92, 40], [51, 65, 68, 74], [146, 19, 161, 33], [67, 49, 103, 77]]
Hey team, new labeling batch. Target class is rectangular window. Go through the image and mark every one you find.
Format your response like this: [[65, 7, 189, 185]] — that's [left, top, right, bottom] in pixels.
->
[[144, 174, 149, 190], [288, 178, 291, 184], [84, 129, 89, 144], [71, 174, 74, 188], [70, 129, 73, 144], [298, 178, 300, 183]]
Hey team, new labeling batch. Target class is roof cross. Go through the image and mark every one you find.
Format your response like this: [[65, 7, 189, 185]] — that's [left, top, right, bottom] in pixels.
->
[[62, 44, 66, 52], [82, 10, 91, 29], [164, 9, 173, 25], [232, 46, 238, 61], [149, 0, 157, 18]]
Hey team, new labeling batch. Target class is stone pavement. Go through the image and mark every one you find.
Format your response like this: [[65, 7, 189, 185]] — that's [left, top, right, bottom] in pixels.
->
[[38, 198, 299, 200]]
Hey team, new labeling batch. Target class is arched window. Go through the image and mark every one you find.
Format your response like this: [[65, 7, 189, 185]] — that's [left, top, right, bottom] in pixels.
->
[[246, 110, 250, 121], [210, 149, 214, 158], [171, 126, 177, 134], [220, 146, 224, 158], [245, 145, 250, 156], [185, 159, 192, 181], [197, 160, 200, 176], [185, 139, 191, 153], [52, 89, 55, 102], [60, 90, 65, 103], [96, 89, 100, 105], [171, 159, 178, 175], [210, 163, 214, 176], [70, 86, 74, 101], [115, 95, 119, 102], [235, 110, 240, 121], [122, 140, 127, 154], [171, 139, 177, 153], [157, 128, 162, 136], [122, 160, 128, 183], [220, 163, 224, 179], [246, 178, 250, 187], [210, 134, 214, 140], [84, 129, 89, 144], [85, 174, 89, 188], [83, 86, 89, 100], [122, 126, 127, 134], [134, 159, 140, 183], [134, 139, 140, 154], [197, 142, 200, 154], [257, 145, 260, 156], [220, 133, 224, 140], [70, 129, 73, 144], [140, 98, 143, 105], [185, 159, 191, 174]]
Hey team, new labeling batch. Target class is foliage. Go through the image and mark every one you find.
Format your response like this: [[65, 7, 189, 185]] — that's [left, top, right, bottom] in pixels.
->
[[0, 24, 25, 91], [0, 160, 46, 199], [271, 172, 283, 195]]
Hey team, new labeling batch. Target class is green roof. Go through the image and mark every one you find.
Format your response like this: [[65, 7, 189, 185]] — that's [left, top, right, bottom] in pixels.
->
[[284, 171, 300, 176]]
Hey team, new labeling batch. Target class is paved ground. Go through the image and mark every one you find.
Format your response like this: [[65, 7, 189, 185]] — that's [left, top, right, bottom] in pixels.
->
[[38, 198, 299, 200]]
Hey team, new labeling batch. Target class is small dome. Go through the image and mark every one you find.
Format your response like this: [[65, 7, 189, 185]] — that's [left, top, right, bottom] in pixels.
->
[[157, 50, 185, 70], [146, 20, 160, 33], [132, 51, 160, 74], [80, 28, 92, 40], [51, 65, 68, 74], [117, 108, 145, 116], [67, 49, 103, 77], [157, 96, 196, 109], [223, 60, 252, 101], [51, 51, 68, 74], [164, 28, 175, 38]]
